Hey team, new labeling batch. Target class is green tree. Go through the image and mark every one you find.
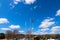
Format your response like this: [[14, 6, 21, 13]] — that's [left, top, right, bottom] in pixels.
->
[[0, 33, 5, 39]]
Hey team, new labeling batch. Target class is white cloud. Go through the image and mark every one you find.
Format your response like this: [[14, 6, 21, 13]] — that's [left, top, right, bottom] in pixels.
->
[[24, 0, 36, 4], [0, 18, 9, 24], [19, 30, 24, 33], [39, 32, 48, 35], [13, 0, 36, 4], [39, 18, 55, 28], [51, 26, 60, 34], [32, 29, 49, 35], [9, 25, 20, 29], [32, 32, 39, 35], [32, 26, 60, 35], [13, 0, 21, 4], [40, 28, 49, 32], [40, 22, 55, 28], [10, 0, 36, 9], [1, 28, 11, 31], [10, 0, 21, 9], [56, 9, 60, 16]]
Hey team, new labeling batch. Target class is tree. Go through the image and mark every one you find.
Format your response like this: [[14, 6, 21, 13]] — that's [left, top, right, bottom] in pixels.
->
[[13, 30, 19, 34], [5, 30, 19, 39], [5, 30, 12, 39], [12, 30, 19, 38], [0, 33, 5, 39]]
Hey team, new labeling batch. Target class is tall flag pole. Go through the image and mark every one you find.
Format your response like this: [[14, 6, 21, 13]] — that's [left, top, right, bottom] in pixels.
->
[[25, 21, 26, 33], [25, 21, 28, 35], [30, 18, 34, 34]]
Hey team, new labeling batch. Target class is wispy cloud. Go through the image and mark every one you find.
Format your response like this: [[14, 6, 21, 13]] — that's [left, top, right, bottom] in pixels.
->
[[9, 25, 20, 29], [10, 0, 36, 9], [32, 29, 49, 35], [13, 0, 21, 4], [50, 26, 60, 34], [40, 28, 49, 32], [10, 0, 21, 9], [30, 6, 38, 10], [56, 9, 60, 16], [0, 28, 11, 31], [12, 0, 36, 5], [39, 18, 55, 28], [24, 0, 36, 4], [0, 18, 9, 24]]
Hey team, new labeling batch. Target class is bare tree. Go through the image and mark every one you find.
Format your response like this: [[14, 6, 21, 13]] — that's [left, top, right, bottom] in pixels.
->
[[6, 30, 12, 39], [13, 30, 19, 34], [12, 30, 19, 38]]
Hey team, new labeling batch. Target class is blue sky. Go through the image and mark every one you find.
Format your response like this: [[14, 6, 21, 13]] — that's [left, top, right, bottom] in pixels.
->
[[0, 0, 60, 35]]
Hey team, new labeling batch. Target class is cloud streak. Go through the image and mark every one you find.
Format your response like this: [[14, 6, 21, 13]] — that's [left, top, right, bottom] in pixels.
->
[[9, 25, 20, 29], [39, 18, 55, 28], [51, 26, 60, 34], [19, 30, 24, 33], [0, 28, 11, 31]]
